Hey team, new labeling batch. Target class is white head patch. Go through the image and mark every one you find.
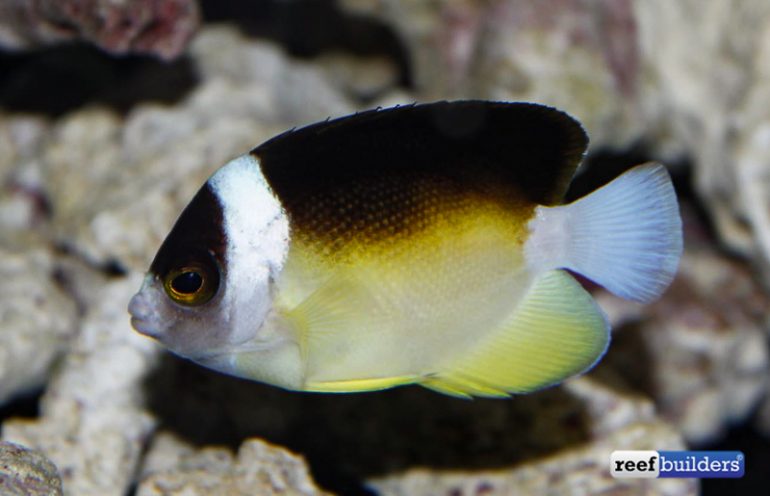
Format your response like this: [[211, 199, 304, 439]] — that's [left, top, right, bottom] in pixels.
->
[[208, 153, 290, 346]]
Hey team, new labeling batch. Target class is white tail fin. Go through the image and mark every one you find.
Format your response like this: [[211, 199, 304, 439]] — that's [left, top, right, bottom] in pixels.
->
[[525, 163, 682, 303]]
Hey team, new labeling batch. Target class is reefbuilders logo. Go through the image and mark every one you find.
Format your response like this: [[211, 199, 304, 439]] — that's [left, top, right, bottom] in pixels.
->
[[611, 450, 744, 478]]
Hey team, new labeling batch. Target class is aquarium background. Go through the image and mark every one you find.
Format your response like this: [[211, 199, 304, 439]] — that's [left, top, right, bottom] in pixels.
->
[[0, 1, 767, 495]]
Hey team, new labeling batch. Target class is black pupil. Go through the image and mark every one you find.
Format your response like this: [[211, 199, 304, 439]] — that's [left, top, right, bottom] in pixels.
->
[[172, 271, 203, 294]]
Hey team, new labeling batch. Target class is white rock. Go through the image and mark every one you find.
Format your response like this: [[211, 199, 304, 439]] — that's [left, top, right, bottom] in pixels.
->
[[0, 115, 51, 245], [0, 247, 77, 406], [2, 274, 160, 496], [138, 434, 329, 496]]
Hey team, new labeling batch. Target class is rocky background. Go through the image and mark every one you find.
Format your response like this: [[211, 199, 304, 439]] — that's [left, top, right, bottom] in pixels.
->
[[0, 0, 768, 495]]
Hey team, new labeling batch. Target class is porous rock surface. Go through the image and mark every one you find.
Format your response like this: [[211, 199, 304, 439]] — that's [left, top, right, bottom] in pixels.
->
[[0, 0, 199, 60], [1, 275, 159, 496], [137, 434, 330, 496], [0, 441, 63, 496], [0, 247, 78, 407]]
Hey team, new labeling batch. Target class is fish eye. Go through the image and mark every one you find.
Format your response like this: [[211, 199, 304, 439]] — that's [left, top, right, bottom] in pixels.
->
[[163, 263, 218, 306], [172, 271, 203, 294]]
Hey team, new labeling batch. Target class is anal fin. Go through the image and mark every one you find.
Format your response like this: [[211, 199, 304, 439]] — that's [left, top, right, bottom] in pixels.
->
[[421, 376, 508, 399], [422, 269, 609, 396], [305, 375, 420, 393]]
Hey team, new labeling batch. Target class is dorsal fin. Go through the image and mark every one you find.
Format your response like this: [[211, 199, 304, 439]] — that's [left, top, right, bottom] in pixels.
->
[[253, 101, 587, 207]]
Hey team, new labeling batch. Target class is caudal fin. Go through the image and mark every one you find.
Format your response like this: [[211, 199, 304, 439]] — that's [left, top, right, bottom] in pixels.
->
[[525, 163, 682, 303]]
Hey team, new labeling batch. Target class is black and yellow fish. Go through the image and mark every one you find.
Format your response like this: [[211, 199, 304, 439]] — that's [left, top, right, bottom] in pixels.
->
[[129, 101, 682, 397]]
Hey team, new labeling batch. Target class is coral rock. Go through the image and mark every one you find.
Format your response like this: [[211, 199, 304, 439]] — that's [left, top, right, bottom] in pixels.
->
[[2, 275, 160, 496], [138, 434, 330, 496], [0, 441, 63, 496], [0, 0, 199, 60], [597, 242, 770, 444], [0, 247, 78, 406]]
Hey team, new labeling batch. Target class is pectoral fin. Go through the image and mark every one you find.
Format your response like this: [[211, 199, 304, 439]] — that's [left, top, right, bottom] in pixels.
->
[[422, 269, 609, 397], [284, 271, 423, 392]]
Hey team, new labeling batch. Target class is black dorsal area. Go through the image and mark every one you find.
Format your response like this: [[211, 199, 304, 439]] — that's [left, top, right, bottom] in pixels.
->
[[253, 101, 588, 207], [150, 183, 226, 281]]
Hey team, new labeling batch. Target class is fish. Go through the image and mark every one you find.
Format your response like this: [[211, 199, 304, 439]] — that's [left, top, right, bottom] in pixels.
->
[[128, 101, 682, 398]]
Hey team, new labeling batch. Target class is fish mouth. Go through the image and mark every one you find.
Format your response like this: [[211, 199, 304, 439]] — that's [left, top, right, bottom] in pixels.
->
[[128, 292, 161, 339], [130, 316, 160, 339]]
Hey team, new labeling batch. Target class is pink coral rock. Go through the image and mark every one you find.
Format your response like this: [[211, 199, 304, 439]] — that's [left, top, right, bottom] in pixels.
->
[[0, 0, 199, 60]]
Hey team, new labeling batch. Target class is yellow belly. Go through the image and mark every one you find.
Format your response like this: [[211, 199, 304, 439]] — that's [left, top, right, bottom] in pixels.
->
[[274, 186, 536, 387]]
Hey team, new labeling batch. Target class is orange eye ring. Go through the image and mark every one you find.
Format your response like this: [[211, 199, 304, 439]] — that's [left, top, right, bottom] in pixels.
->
[[163, 264, 217, 306]]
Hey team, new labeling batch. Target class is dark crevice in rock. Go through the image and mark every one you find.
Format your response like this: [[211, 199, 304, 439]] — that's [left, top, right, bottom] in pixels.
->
[[143, 353, 591, 495], [101, 259, 128, 277], [568, 145, 718, 242], [0, 1, 409, 117], [0, 388, 42, 424], [0, 44, 198, 117], [566, 143, 679, 199], [587, 321, 656, 397], [702, 418, 770, 495], [52, 242, 126, 279], [200, 0, 413, 89]]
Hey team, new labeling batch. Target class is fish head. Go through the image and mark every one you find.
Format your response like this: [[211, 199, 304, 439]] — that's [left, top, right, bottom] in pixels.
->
[[129, 154, 290, 361], [128, 250, 227, 360]]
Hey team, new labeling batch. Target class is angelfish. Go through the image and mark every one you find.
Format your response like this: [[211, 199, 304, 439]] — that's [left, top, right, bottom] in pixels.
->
[[128, 101, 682, 397]]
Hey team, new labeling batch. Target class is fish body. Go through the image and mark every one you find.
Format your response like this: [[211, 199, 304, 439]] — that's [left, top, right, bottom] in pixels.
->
[[129, 101, 682, 397]]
